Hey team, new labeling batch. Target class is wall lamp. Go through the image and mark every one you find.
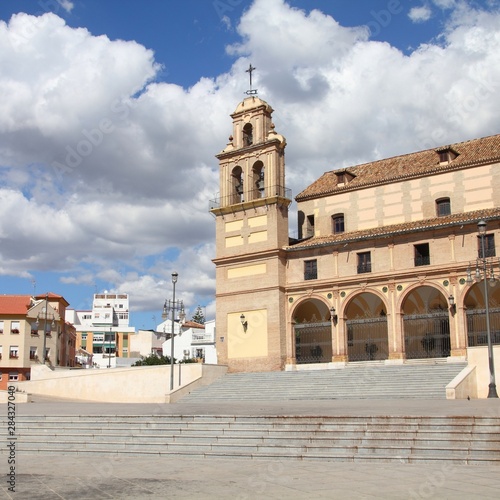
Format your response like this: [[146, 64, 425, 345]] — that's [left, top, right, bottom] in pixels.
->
[[448, 294, 456, 313], [240, 313, 248, 332], [330, 306, 337, 324]]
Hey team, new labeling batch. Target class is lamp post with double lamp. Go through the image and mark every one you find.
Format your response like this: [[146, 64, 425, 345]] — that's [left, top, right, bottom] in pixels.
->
[[34, 293, 55, 364], [162, 272, 186, 391], [466, 219, 499, 398], [108, 326, 112, 368]]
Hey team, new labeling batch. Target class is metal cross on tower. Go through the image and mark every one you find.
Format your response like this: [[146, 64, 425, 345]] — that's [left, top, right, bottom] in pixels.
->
[[245, 64, 258, 95]]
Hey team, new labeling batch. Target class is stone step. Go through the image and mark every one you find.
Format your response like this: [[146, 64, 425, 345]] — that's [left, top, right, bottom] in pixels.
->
[[17, 420, 500, 432], [12, 441, 500, 465], [10, 412, 500, 464], [14, 433, 500, 452], [181, 363, 467, 402]]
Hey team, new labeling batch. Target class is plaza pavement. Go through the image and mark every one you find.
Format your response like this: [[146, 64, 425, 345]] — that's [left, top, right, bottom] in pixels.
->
[[1, 397, 500, 499]]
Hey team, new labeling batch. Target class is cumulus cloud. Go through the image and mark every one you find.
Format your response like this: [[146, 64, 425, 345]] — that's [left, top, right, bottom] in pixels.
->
[[409, 6, 433, 23], [0, 0, 499, 317]]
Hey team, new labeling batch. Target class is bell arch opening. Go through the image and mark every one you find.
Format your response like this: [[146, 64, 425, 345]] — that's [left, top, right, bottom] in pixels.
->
[[231, 166, 243, 203], [243, 123, 253, 146], [252, 161, 265, 199]]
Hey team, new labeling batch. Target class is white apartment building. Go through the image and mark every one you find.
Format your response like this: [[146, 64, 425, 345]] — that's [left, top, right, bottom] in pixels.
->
[[67, 292, 135, 368]]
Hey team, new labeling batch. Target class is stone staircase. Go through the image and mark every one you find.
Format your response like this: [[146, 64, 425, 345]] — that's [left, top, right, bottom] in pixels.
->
[[12, 413, 500, 465], [181, 362, 467, 401]]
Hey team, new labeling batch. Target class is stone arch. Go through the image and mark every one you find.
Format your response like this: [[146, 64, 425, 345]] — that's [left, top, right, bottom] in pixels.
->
[[292, 296, 333, 364], [401, 285, 452, 359], [463, 280, 500, 347], [343, 290, 389, 361]]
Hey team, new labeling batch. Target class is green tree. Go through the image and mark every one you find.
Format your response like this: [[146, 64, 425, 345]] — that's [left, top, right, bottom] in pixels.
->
[[132, 354, 173, 366], [191, 305, 205, 324]]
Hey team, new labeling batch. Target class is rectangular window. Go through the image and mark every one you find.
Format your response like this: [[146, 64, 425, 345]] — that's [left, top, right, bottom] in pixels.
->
[[0, 320, 3, 334], [8, 373, 19, 381], [332, 214, 345, 234], [357, 252, 372, 274], [478, 234, 496, 258], [30, 347, 37, 360], [414, 243, 430, 266], [9, 346, 19, 359], [304, 260, 318, 280], [0, 346, 2, 360], [11, 321, 20, 334], [306, 215, 315, 238], [436, 198, 451, 217]]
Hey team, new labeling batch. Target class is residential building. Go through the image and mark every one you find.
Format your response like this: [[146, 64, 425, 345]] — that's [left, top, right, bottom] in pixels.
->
[[68, 292, 135, 368], [210, 95, 500, 375], [156, 319, 217, 363], [0, 292, 75, 389], [129, 329, 165, 358]]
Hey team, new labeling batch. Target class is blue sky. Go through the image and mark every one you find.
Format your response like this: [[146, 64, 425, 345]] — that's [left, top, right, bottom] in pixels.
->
[[0, 0, 499, 330]]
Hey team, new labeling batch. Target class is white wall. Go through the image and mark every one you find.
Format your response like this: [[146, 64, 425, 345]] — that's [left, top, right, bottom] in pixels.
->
[[15, 363, 227, 403]]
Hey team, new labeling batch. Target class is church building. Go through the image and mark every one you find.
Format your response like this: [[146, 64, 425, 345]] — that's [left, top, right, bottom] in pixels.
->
[[210, 94, 500, 385]]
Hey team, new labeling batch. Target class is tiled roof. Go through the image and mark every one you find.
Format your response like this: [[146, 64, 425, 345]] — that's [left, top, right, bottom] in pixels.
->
[[0, 295, 33, 315], [182, 321, 205, 329], [296, 134, 500, 201], [35, 292, 69, 306], [286, 207, 500, 251]]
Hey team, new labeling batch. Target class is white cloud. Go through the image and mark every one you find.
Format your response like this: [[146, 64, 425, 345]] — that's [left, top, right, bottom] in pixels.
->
[[0, 0, 500, 314], [409, 6, 433, 23], [57, 0, 74, 13], [432, 0, 457, 9]]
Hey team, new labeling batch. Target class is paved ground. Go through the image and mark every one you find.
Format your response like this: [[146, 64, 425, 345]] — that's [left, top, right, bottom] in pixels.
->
[[1, 397, 500, 499], [12, 395, 500, 417], [2, 453, 500, 499]]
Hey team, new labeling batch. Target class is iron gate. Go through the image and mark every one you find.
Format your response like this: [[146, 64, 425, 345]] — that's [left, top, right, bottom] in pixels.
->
[[346, 317, 388, 361], [466, 307, 500, 347], [294, 322, 332, 364], [403, 312, 450, 359]]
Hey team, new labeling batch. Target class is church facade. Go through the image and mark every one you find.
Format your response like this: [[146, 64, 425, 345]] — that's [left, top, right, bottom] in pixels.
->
[[211, 95, 500, 376]]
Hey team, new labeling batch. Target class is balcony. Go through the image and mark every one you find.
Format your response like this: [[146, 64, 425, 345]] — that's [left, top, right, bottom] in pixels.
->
[[209, 185, 292, 211], [192, 333, 214, 344], [414, 255, 430, 266], [357, 263, 372, 274], [304, 270, 318, 280]]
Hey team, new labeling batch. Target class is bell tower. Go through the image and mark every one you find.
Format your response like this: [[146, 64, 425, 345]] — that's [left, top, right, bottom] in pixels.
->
[[210, 95, 291, 372]]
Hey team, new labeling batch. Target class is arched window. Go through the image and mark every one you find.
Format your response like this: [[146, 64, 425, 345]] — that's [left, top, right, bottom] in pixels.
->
[[332, 214, 345, 234], [243, 123, 253, 146]]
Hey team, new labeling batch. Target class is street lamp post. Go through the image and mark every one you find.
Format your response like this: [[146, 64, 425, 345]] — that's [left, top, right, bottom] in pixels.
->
[[162, 272, 185, 391], [108, 326, 112, 368], [468, 220, 499, 398], [34, 293, 55, 364], [43, 293, 49, 363]]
